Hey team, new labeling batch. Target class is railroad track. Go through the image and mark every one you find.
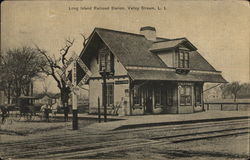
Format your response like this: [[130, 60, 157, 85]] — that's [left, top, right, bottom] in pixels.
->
[[1, 118, 248, 147], [33, 126, 250, 159], [1, 119, 249, 159]]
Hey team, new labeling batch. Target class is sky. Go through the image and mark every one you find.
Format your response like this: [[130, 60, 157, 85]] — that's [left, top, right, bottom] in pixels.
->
[[1, 0, 249, 93]]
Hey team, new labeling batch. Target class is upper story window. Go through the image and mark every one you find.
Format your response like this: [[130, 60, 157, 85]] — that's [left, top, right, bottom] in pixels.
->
[[178, 50, 189, 68], [99, 46, 114, 74]]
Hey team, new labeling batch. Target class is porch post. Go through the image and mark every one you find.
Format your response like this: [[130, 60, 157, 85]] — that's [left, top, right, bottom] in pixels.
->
[[152, 87, 155, 111], [129, 77, 133, 115], [142, 89, 145, 114], [201, 83, 204, 111], [177, 84, 180, 114], [192, 85, 195, 113]]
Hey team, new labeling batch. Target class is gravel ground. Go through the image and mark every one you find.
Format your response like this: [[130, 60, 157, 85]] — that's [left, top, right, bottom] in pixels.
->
[[85, 134, 249, 160], [0, 118, 96, 143], [0, 117, 249, 159]]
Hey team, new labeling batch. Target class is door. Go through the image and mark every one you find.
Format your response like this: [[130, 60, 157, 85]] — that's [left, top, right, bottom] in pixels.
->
[[166, 87, 174, 112], [145, 88, 153, 114]]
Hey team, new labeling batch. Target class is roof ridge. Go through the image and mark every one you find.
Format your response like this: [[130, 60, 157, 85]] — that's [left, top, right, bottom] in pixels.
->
[[94, 27, 171, 40], [95, 27, 144, 37], [170, 37, 187, 40], [153, 38, 184, 43]]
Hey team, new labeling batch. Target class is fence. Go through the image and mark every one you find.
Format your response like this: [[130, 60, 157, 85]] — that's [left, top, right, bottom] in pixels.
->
[[204, 102, 250, 111]]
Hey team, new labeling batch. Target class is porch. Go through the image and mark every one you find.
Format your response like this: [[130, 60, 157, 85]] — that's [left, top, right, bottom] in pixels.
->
[[130, 81, 204, 115]]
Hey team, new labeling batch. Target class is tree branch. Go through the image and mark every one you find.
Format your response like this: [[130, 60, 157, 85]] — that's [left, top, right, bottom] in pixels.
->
[[60, 38, 74, 65], [35, 44, 62, 89], [80, 33, 89, 48]]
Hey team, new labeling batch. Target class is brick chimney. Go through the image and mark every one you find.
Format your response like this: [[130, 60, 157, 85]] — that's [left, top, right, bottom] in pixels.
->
[[140, 26, 156, 41]]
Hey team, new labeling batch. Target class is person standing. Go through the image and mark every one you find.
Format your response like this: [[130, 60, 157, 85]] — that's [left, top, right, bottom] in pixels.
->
[[41, 104, 49, 122], [1, 105, 8, 124], [145, 96, 153, 114]]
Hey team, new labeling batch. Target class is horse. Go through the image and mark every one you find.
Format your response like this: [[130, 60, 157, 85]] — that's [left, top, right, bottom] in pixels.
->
[[0, 105, 9, 124]]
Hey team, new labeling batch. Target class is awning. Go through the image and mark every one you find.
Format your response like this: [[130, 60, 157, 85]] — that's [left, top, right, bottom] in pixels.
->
[[127, 69, 227, 83]]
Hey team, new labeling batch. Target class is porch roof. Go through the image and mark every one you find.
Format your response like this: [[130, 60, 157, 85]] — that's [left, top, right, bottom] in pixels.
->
[[127, 69, 227, 83]]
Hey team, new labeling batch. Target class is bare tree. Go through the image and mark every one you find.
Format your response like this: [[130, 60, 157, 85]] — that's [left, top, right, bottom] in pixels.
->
[[35, 35, 89, 121], [220, 81, 243, 102], [35, 40, 72, 121], [0, 46, 46, 103]]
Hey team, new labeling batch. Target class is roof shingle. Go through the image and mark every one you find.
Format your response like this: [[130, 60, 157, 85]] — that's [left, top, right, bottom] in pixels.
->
[[80, 27, 225, 83], [94, 28, 217, 72], [96, 28, 167, 68], [128, 69, 227, 83]]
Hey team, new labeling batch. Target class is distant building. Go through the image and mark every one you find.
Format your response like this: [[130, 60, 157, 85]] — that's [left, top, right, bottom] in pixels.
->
[[79, 27, 226, 115], [34, 93, 61, 105], [203, 83, 223, 101]]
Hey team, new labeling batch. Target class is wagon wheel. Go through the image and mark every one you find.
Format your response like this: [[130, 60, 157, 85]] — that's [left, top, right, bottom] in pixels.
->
[[15, 112, 22, 121], [24, 113, 33, 121], [10, 111, 20, 122], [6, 113, 13, 125], [30, 113, 36, 121], [32, 112, 39, 121]]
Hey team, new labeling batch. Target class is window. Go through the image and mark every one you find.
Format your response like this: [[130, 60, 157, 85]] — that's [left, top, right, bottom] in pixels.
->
[[133, 86, 141, 105], [180, 85, 192, 106], [195, 85, 202, 105], [178, 50, 189, 68], [155, 89, 161, 105], [105, 83, 114, 106], [167, 87, 173, 106], [99, 46, 114, 73], [155, 88, 164, 105]]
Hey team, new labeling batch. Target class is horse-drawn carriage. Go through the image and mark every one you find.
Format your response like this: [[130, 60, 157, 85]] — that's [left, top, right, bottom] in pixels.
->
[[17, 96, 42, 121], [1, 96, 60, 124]]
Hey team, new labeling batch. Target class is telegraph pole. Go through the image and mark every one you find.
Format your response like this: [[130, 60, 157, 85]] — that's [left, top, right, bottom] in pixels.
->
[[98, 96, 101, 123], [72, 61, 78, 130], [101, 71, 107, 122]]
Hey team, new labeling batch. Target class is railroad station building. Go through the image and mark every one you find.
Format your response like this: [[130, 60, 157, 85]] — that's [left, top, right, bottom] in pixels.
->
[[79, 26, 226, 115]]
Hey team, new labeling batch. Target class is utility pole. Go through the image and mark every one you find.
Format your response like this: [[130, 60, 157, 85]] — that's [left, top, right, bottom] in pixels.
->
[[98, 96, 101, 123], [72, 61, 78, 130], [101, 71, 107, 122]]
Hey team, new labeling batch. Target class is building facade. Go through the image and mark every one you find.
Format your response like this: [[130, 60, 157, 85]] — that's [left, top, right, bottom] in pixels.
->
[[79, 27, 226, 115]]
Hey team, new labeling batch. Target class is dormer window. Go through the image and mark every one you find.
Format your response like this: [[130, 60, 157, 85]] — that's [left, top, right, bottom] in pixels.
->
[[178, 50, 189, 68], [99, 46, 114, 75]]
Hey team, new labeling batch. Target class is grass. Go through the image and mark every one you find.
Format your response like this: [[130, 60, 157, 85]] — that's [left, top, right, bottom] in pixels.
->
[[0, 117, 97, 136], [0, 120, 71, 136]]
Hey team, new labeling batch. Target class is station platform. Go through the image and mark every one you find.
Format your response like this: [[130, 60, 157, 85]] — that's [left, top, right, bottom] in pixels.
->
[[75, 111, 250, 132]]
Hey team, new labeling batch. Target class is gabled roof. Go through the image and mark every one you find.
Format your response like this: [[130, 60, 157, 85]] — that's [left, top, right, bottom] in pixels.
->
[[94, 28, 167, 68], [80, 27, 225, 82], [83, 28, 217, 71], [150, 38, 197, 52]]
